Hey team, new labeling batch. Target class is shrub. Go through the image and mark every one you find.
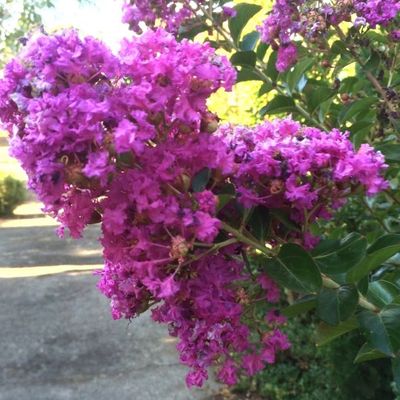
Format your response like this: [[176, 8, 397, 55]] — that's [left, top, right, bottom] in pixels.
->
[[0, 175, 26, 216], [232, 316, 395, 400]]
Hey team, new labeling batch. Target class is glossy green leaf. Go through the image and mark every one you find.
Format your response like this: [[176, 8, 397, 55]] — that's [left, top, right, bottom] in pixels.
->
[[308, 87, 335, 112], [236, 68, 261, 82], [347, 234, 400, 283], [230, 51, 257, 67], [313, 233, 367, 275], [375, 144, 400, 163], [240, 31, 260, 51], [358, 305, 400, 356], [191, 167, 211, 192], [256, 42, 269, 60], [258, 81, 273, 96], [317, 285, 359, 325], [316, 317, 359, 346], [367, 280, 400, 308], [282, 295, 317, 317], [354, 342, 388, 363], [338, 97, 377, 123], [228, 3, 262, 43], [259, 95, 296, 117], [266, 243, 322, 293], [287, 57, 314, 93]]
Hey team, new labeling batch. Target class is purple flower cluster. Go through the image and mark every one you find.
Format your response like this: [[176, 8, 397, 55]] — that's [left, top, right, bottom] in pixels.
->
[[354, 0, 400, 27], [219, 118, 388, 246], [0, 27, 388, 388], [122, 0, 195, 33], [0, 28, 291, 387], [258, 0, 400, 71]]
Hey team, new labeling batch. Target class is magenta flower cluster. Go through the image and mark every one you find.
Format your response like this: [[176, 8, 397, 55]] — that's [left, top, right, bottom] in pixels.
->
[[258, 0, 400, 71], [122, 0, 196, 33], [219, 119, 388, 247], [0, 28, 290, 387], [0, 27, 388, 387]]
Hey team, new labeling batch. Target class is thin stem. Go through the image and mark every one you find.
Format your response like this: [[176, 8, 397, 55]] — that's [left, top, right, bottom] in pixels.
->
[[221, 221, 274, 256], [181, 238, 238, 267]]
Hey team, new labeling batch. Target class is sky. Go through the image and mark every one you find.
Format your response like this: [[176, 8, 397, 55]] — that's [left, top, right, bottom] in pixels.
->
[[40, 0, 130, 49]]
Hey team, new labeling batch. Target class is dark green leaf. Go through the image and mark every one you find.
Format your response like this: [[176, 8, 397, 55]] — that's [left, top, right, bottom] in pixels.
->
[[217, 194, 235, 212], [358, 305, 400, 356], [282, 295, 317, 317], [314, 233, 367, 275], [248, 206, 270, 241], [270, 209, 301, 232], [393, 357, 400, 392], [287, 57, 314, 94], [191, 167, 211, 192], [316, 317, 359, 346], [375, 144, 400, 163], [228, 3, 262, 43], [240, 31, 260, 51], [367, 280, 400, 308], [265, 51, 278, 82], [338, 97, 377, 123], [230, 51, 257, 67], [308, 87, 336, 112], [266, 243, 322, 293], [258, 81, 273, 96], [354, 342, 388, 363], [236, 68, 262, 82], [317, 285, 359, 325], [347, 234, 400, 283], [256, 42, 269, 60], [259, 95, 296, 117]]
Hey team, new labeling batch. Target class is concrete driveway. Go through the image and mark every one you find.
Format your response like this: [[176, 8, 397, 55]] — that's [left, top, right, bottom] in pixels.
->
[[0, 204, 217, 400]]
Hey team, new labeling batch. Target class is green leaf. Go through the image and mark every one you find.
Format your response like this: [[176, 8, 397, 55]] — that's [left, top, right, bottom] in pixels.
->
[[347, 235, 400, 283], [270, 209, 301, 232], [258, 81, 273, 96], [354, 342, 388, 363], [317, 285, 359, 325], [217, 194, 235, 212], [308, 87, 335, 112], [393, 357, 400, 392], [316, 317, 359, 346], [338, 97, 377, 124], [191, 167, 211, 192], [259, 95, 296, 117], [358, 305, 400, 356], [375, 144, 400, 163], [230, 51, 257, 67], [286, 57, 314, 93], [313, 233, 368, 275], [240, 31, 260, 51], [266, 243, 322, 293], [367, 280, 400, 308], [248, 206, 270, 241], [228, 3, 262, 43], [236, 68, 261, 82], [265, 51, 278, 82], [282, 295, 317, 317], [256, 42, 269, 60]]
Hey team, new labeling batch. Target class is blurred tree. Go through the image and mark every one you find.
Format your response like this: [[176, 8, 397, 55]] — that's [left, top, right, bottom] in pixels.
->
[[0, 0, 54, 66]]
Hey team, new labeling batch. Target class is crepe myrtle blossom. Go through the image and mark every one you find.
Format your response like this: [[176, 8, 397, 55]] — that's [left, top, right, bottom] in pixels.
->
[[0, 27, 388, 388], [258, 0, 400, 71]]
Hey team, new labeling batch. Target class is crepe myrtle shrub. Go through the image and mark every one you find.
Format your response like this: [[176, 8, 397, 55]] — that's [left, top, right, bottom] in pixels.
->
[[1, 0, 400, 392]]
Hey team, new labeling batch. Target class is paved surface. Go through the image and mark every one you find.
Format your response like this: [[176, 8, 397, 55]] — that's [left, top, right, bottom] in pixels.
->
[[0, 205, 217, 400]]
